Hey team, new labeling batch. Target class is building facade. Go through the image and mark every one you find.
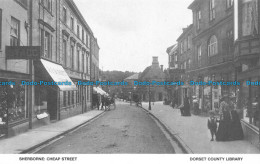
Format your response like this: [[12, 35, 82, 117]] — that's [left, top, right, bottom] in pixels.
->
[[166, 0, 260, 149], [233, 0, 260, 147], [188, 0, 235, 112], [0, 0, 99, 138], [0, 0, 30, 137]]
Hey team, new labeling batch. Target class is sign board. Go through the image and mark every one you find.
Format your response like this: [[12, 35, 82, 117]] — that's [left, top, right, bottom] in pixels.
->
[[5, 46, 41, 60]]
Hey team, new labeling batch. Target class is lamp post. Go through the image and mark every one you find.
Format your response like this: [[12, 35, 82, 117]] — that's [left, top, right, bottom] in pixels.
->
[[148, 82, 151, 110]]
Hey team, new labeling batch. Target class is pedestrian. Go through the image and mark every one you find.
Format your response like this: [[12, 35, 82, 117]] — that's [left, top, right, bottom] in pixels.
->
[[229, 109, 244, 140], [207, 111, 217, 141], [183, 96, 191, 116], [101, 95, 105, 110]]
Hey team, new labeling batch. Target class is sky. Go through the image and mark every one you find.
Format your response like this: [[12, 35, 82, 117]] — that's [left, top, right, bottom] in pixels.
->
[[74, 0, 193, 72]]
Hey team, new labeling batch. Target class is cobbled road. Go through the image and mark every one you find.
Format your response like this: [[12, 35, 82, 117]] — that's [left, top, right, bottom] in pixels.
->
[[36, 102, 175, 154]]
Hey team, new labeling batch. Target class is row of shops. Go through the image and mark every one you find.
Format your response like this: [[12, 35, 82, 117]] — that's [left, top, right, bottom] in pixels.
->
[[0, 58, 108, 138]]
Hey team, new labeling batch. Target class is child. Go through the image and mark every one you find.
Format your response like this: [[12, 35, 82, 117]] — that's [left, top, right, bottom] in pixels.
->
[[207, 111, 217, 141]]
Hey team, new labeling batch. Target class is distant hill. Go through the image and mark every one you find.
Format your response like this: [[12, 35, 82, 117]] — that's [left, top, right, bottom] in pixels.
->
[[101, 71, 138, 82]]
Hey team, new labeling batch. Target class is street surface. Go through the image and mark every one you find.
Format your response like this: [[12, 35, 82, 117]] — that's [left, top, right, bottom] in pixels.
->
[[36, 102, 175, 153]]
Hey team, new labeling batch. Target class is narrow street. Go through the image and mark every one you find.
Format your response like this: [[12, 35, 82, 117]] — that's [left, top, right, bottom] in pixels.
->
[[35, 102, 175, 154]]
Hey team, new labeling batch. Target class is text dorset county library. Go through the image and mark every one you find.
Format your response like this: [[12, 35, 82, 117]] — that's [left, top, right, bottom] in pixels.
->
[[190, 157, 243, 162]]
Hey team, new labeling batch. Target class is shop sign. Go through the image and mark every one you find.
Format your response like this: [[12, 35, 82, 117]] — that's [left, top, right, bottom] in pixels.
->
[[5, 46, 41, 60]]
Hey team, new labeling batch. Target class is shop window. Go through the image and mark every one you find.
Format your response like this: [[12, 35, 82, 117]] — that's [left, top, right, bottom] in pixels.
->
[[72, 91, 74, 105], [63, 91, 66, 107], [241, 0, 258, 36], [208, 35, 218, 56], [68, 91, 71, 106], [10, 17, 20, 46], [0, 80, 27, 125]]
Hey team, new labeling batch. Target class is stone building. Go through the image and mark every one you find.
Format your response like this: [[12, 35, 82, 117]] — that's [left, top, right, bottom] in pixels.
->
[[176, 24, 194, 106], [0, 0, 99, 138], [188, 0, 235, 112], [0, 0, 31, 137], [233, 0, 260, 148], [138, 57, 166, 102]]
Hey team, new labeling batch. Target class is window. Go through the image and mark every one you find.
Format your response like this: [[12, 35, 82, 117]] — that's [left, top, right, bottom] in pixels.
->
[[71, 43, 75, 69], [184, 38, 187, 52], [187, 59, 191, 69], [242, 0, 258, 36], [82, 30, 84, 43], [77, 24, 80, 37], [77, 48, 80, 71], [180, 41, 184, 54], [86, 34, 90, 47], [187, 35, 192, 50], [184, 61, 186, 69], [62, 7, 67, 23], [42, 31, 52, 58], [0, 9, 2, 49], [227, 0, 233, 8], [86, 53, 89, 74], [197, 45, 202, 66], [196, 10, 201, 30], [62, 39, 67, 66], [10, 17, 20, 46], [209, 0, 216, 21], [47, 0, 52, 12], [208, 35, 218, 56], [68, 91, 71, 106], [70, 16, 74, 31]]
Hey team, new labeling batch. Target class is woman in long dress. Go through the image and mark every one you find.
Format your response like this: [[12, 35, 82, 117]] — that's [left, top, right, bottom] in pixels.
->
[[229, 109, 244, 140], [216, 110, 231, 141]]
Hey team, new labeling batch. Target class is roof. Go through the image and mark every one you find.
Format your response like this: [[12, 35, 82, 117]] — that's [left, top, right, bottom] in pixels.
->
[[138, 66, 151, 80], [125, 73, 140, 80], [177, 24, 193, 41]]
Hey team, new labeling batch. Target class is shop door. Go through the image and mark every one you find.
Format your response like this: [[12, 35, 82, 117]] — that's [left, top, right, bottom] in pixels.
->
[[47, 88, 57, 121]]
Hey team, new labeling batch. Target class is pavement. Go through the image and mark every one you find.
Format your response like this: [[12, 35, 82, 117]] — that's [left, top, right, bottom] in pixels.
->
[[142, 101, 260, 154], [35, 103, 174, 154], [0, 110, 104, 154]]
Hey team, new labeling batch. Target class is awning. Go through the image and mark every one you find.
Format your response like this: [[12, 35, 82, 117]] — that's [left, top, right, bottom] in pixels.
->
[[93, 87, 108, 96], [40, 59, 77, 91]]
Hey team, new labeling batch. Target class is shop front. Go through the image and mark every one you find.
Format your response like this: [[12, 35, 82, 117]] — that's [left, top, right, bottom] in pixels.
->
[[0, 72, 30, 138], [34, 59, 77, 124]]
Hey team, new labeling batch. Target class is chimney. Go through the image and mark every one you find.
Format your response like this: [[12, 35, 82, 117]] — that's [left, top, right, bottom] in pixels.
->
[[152, 56, 159, 68], [160, 65, 163, 71]]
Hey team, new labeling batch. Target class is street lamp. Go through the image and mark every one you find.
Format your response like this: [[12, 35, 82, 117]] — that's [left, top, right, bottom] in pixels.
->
[[148, 82, 151, 110]]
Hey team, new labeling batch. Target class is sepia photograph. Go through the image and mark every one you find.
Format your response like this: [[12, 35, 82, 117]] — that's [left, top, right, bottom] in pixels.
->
[[0, 0, 260, 163]]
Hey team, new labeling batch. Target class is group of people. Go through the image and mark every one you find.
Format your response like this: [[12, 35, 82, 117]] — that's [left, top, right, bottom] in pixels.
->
[[207, 96, 244, 141], [93, 94, 115, 111]]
